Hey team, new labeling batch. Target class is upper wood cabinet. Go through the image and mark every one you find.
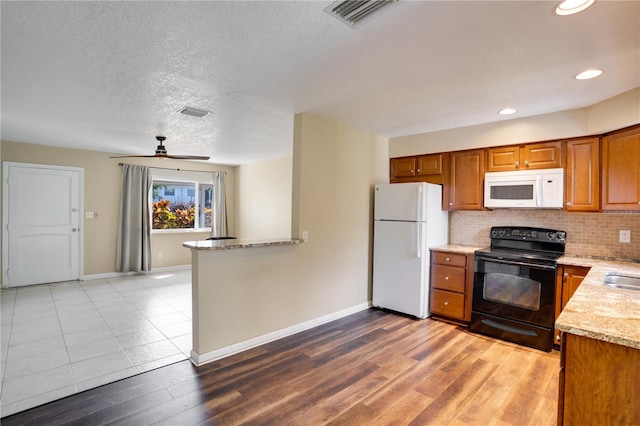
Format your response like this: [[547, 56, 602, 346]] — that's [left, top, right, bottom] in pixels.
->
[[486, 141, 563, 172], [602, 125, 640, 210], [565, 137, 600, 211], [390, 156, 416, 179], [448, 149, 485, 210], [390, 153, 445, 184]]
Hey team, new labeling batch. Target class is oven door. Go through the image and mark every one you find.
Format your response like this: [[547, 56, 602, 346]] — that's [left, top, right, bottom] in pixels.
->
[[472, 255, 556, 328]]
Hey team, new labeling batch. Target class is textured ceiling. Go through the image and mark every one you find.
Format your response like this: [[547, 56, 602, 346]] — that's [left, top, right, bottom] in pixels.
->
[[1, 1, 639, 165]]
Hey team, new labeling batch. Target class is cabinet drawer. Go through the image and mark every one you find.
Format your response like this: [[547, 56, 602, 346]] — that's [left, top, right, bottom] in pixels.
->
[[431, 265, 466, 293], [432, 251, 467, 267], [431, 289, 465, 319]]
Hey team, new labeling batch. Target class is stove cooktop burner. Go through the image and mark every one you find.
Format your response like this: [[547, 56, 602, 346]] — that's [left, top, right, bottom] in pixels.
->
[[476, 226, 567, 266], [475, 246, 564, 266]]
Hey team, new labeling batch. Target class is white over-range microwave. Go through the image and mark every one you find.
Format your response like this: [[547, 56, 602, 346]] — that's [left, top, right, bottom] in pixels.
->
[[484, 168, 564, 209]]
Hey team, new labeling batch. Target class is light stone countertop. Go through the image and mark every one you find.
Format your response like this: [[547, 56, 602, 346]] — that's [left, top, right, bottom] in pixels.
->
[[183, 237, 304, 251], [555, 256, 640, 350], [430, 244, 483, 255]]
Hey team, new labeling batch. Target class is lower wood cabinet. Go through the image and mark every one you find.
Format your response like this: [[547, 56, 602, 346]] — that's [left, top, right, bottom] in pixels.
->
[[558, 333, 640, 425], [430, 250, 473, 324], [554, 265, 590, 345]]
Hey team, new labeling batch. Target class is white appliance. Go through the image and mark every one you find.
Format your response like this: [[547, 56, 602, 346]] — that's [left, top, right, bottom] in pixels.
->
[[372, 182, 448, 319], [484, 168, 564, 209]]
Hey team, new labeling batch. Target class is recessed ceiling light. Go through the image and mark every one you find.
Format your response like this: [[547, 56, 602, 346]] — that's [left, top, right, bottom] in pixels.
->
[[555, 0, 595, 16], [498, 108, 516, 115], [575, 69, 603, 80]]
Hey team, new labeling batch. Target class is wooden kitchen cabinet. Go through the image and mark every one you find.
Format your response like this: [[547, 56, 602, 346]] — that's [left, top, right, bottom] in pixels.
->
[[565, 137, 600, 211], [486, 141, 563, 172], [554, 265, 590, 345], [430, 251, 474, 324], [390, 153, 445, 184], [558, 333, 640, 425], [447, 149, 485, 210], [602, 125, 640, 210]]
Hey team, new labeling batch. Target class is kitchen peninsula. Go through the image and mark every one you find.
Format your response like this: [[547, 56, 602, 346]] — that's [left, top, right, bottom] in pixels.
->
[[183, 237, 304, 366], [555, 257, 640, 425]]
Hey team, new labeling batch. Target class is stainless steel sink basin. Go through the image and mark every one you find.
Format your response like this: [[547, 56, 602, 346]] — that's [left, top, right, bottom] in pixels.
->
[[603, 273, 640, 291]]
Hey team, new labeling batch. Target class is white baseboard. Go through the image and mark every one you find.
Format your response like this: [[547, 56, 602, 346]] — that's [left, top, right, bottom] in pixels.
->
[[82, 264, 191, 281], [190, 302, 372, 367]]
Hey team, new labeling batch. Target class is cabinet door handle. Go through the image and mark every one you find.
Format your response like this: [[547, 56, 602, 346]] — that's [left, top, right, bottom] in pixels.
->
[[444, 301, 449, 306], [445, 257, 450, 261], [566, 202, 572, 206], [444, 276, 449, 280], [417, 169, 421, 172], [524, 160, 529, 167], [556, 334, 561, 342], [515, 161, 519, 168]]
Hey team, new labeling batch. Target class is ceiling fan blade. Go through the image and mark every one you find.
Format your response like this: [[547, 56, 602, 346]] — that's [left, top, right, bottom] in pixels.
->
[[109, 154, 160, 158], [165, 155, 211, 160], [109, 136, 209, 160]]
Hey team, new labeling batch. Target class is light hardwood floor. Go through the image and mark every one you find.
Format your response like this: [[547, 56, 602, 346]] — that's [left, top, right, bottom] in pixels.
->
[[2, 308, 560, 425]]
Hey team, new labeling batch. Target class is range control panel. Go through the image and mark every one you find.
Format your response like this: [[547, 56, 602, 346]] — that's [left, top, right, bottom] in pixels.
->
[[490, 226, 566, 244]]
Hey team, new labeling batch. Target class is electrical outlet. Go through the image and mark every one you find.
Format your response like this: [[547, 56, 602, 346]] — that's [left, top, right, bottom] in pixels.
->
[[85, 211, 95, 219], [302, 231, 309, 242], [619, 230, 631, 243], [158, 252, 164, 259]]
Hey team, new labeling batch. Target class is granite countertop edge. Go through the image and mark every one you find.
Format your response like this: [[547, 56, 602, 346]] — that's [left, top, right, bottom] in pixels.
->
[[183, 238, 304, 251]]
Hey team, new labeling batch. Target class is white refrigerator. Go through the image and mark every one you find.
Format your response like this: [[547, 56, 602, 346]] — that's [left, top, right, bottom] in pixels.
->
[[372, 182, 448, 319]]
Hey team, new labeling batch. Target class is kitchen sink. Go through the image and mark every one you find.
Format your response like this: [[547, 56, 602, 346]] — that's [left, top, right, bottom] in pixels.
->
[[603, 273, 640, 291]]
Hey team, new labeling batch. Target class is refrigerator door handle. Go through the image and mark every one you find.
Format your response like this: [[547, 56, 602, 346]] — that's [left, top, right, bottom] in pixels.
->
[[416, 222, 422, 258], [416, 185, 422, 221]]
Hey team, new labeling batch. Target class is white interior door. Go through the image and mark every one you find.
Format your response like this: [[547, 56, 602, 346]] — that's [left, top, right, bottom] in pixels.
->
[[3, 162, 82, 286]]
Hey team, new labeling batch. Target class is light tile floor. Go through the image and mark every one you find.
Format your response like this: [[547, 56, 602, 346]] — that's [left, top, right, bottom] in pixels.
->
[[0, 270, 192, 417]]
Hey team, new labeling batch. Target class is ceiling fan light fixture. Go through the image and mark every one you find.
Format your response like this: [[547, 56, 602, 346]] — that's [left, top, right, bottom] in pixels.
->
[[178, 106, 211, 118], [575, 69, 603, 80], [555, 0, 595, 16]]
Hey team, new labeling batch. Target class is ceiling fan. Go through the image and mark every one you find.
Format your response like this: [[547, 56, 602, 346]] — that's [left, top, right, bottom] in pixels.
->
[[110, 136, 210, 160]]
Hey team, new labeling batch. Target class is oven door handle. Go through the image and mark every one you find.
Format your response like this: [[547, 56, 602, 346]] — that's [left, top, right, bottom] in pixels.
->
[[475, 255, 557, 271]]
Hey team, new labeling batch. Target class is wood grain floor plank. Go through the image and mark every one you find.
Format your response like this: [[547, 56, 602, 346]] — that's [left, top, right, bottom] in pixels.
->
[[409, 358, 499, 425], [2, 309, 560, 426], [370, 389, 434, 425]]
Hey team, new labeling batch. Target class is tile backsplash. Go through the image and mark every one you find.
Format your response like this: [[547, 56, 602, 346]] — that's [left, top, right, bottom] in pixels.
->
[[450, 210, 640, 261]]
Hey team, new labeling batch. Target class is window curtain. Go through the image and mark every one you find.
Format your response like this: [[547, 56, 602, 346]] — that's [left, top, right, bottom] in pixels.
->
[[116, 164, 152, 272], [211, 171, 228, 238]]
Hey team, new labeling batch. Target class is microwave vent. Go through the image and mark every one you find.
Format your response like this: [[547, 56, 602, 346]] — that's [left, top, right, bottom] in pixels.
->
[[324, 0, 397, 26]]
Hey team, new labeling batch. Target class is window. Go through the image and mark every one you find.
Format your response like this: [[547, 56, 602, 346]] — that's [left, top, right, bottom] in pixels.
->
[[152, 180, 213, 230]]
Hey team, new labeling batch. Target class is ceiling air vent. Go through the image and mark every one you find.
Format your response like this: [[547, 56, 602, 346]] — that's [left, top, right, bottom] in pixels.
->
[[178, 106, 210, 118], [324, 0, 397, 26]]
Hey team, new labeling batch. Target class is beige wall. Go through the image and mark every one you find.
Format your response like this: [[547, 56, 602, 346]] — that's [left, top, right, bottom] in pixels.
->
[[1, 141, 236, 277], [389, 88, 640, 157], [192, 113, 388, 355], [235, 155, 292, 239]]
